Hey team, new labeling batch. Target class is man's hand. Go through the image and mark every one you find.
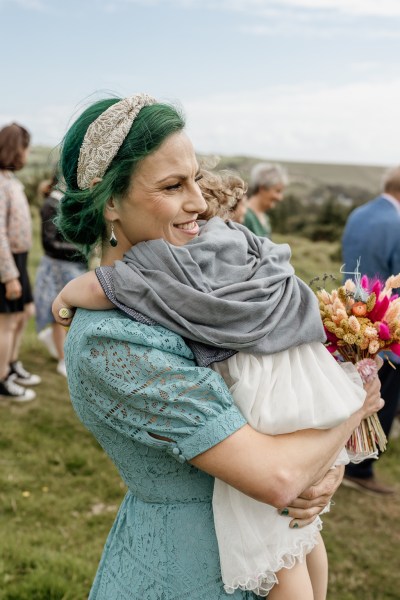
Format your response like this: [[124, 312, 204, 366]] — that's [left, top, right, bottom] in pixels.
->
[[277, 465, 344, 528]]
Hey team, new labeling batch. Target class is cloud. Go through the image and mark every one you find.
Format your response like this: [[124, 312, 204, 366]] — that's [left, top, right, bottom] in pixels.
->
[[350, 61, 381, 73], [120, 0, 400, 18], [117, 0, 400, 38], [4, 80, 399, 166], [183, 79, 400, 165], [241, 22, 400, 38], [3, 81, 399, 168], [273, 0, 400, 18], [0, 0, 47, 10]]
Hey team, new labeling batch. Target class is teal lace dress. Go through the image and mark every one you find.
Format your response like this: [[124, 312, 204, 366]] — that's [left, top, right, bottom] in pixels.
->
[[65, 309, 255, 600]]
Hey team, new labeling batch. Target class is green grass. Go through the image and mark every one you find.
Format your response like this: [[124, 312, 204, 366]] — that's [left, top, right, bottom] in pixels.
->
[[0, 212, 399, 599]]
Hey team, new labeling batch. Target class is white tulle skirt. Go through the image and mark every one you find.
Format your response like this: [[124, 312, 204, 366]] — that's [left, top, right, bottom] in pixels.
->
[[212, 341, 369, 596]]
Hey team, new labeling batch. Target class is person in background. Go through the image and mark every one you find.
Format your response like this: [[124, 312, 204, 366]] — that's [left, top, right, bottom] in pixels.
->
[[0, 123, 41, 402], [35, 174, 87, 377], [244, 162, 288, 237], [341, 165, 400, 495]]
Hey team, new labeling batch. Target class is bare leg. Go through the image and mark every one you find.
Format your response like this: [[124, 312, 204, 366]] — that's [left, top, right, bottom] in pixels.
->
[[306, 533, 328, 600], [9, 304, 33, 363], [268, 559, 314, 600], [0, 313, 22, 379], [52, 323, 66, 360]]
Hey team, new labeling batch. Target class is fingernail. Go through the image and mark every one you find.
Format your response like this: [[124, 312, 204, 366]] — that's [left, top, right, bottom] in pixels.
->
[[280, 508, 289, 516], [291, 522, 299, 528]]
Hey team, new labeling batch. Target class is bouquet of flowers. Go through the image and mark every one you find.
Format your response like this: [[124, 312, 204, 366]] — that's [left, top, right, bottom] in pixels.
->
[[316, 268, 400, 456]]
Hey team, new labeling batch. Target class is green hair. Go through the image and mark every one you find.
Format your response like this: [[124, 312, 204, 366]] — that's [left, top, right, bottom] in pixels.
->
[[57, 97, 186, 257]]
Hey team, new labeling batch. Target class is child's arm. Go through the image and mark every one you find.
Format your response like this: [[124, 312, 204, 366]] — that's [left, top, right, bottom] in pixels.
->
[[52, 271, 113, 325]]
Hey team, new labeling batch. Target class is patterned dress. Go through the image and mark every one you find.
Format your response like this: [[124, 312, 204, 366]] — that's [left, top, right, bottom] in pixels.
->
[[65, 308, 254, 600]]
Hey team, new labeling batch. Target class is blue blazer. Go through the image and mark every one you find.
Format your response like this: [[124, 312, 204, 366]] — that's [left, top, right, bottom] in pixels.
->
[[342, 195, 400, 283], [342, 195, 400, 363]]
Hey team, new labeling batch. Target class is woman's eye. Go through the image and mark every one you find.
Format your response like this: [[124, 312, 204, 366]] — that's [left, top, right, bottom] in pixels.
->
[[195, 174, 203, 184], [165, 182, 181, 191]]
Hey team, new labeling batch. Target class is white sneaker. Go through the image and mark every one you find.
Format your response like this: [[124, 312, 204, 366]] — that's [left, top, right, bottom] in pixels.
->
[[56, 359, 67, 377], [38, 327, 58, 359], [9, 361, 42, 386], [0, 376, 36, 402]]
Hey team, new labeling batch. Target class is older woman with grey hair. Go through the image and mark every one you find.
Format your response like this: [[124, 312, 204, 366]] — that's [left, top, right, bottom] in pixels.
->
[[244, 162, 289, 238]]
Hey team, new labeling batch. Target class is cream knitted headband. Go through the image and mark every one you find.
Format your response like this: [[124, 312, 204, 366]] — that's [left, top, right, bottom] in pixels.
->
[[77, 93, 157, 190]]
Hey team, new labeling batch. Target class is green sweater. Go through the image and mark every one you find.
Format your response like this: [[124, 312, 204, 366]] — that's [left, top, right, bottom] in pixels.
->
[[243, 207, 271, 238]]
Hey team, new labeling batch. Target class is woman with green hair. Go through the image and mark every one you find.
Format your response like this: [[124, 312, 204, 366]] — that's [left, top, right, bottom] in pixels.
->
[[55, 94, 381, 599]]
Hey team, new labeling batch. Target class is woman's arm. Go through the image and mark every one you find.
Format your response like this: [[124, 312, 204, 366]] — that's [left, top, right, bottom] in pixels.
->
[[73, 316, 381, 523], [190, 376, 382, 509], [52, 271, 113, 322]]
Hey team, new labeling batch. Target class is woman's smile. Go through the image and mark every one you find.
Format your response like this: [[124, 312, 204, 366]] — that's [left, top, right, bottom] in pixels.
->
[[173, 220, 200, 235]]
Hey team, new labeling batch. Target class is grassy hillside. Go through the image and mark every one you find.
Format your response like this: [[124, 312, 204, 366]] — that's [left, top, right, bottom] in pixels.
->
[[211, 154, 387, 198], [217, 154, 387, 189], [21, 146, 388, 204], [0, 211, 399, 599]]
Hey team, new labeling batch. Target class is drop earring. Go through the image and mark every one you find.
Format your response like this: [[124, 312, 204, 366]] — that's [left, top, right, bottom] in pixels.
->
[[109, 223, 118, 247]]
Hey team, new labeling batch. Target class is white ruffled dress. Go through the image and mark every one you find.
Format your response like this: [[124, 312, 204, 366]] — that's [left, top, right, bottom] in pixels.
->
[[212, 341, 369, 597]]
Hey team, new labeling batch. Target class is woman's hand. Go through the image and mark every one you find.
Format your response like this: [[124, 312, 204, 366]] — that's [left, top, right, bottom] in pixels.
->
[[5, 278, 22, 301], [52, 292, 75, 326], [360, 376, 384, 419], [278, 465, 344, 528], [51, 272, 112, 325]]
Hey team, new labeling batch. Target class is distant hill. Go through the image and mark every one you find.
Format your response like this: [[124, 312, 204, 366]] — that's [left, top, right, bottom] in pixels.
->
[[212, 155, 386, 200], [20, 145, 387, 210]]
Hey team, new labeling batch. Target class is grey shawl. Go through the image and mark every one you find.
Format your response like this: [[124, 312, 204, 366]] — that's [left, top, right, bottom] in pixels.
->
[[102, 217, 325, 355]]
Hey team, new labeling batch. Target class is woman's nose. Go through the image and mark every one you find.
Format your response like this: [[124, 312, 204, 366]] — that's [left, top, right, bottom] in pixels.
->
[[185, 183, 208, 213]]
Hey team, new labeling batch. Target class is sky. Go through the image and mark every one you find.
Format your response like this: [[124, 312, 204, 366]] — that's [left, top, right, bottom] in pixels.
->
[[1, 0, 400, 166]]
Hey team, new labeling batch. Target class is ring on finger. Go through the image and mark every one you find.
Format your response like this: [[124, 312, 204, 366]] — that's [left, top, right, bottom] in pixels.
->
[[59, 307, 74, 319]]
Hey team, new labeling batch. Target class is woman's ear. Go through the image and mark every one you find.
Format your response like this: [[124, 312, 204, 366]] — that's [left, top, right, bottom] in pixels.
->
[[104, 197, 118, 221]]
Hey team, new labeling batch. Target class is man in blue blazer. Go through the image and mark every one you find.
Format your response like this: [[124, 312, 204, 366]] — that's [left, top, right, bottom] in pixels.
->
[[341, 165, 400, 494]]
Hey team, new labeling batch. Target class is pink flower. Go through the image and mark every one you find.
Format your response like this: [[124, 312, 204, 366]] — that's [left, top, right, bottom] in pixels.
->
[[378, 322, 391, 340], [326, 343, 338, 354], [371, 280, 383, 296], [389, 342, 400, 356], [348, 315, 360, 333], [325, 329, 338, 343], [361, 275, 370, 290], [368, 340, 380, 354], [356, 358, 378, 383], [368, 295, 390, 322]]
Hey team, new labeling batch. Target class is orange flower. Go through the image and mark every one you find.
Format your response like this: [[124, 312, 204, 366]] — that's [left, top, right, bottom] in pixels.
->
[[351, 302, 367, 317]]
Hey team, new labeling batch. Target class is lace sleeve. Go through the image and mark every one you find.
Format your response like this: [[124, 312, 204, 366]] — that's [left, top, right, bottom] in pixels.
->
[[66, 309, 247, 462]]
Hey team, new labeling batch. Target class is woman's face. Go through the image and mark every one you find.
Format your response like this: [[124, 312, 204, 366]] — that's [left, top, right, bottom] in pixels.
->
[[261, 183, 285, 211], [107, 132, 207, 252]]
